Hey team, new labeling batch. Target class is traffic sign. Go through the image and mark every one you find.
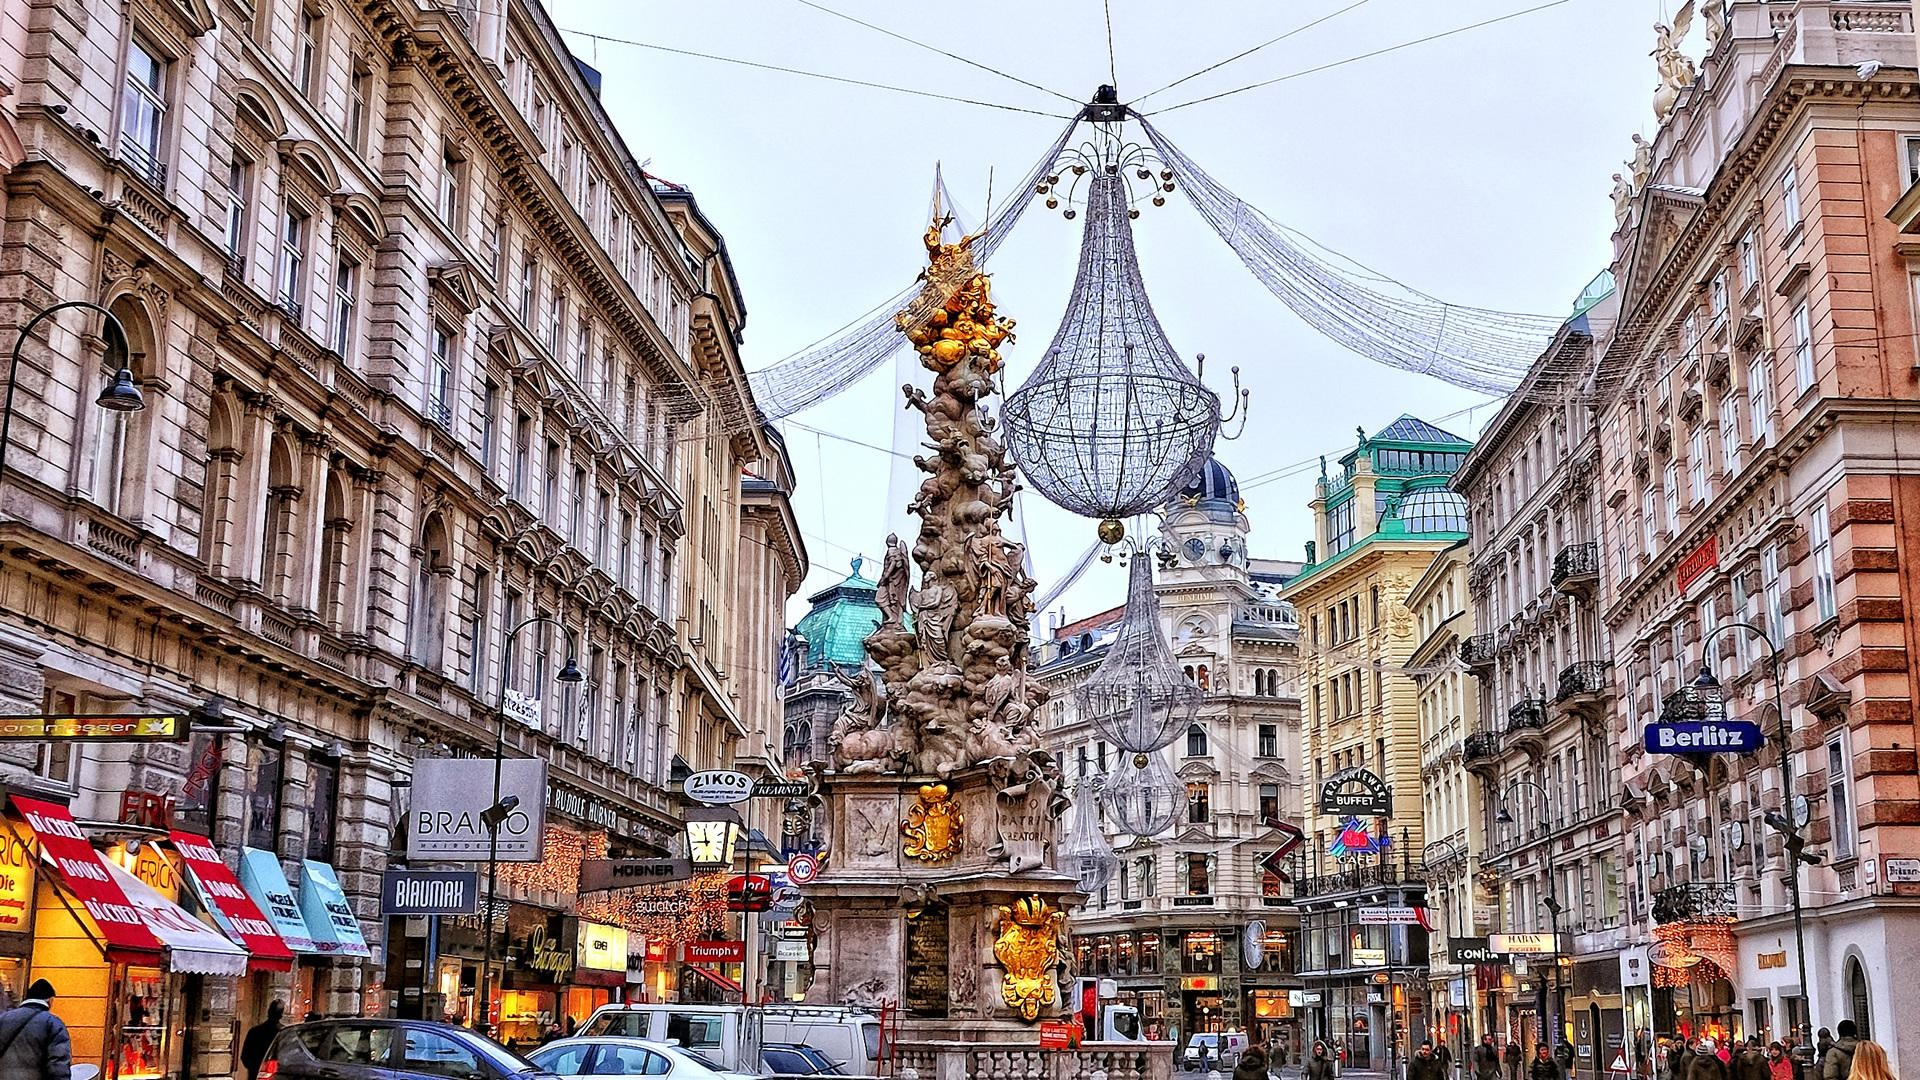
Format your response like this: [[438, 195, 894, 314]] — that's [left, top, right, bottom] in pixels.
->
[[1643, 719, 1764, 754], [787, 852, 821, 885], [727, 873, 774, 912], [1357, 906, 1423, 925]]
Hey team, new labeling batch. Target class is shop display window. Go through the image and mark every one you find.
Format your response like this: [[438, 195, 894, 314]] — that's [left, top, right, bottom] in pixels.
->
[[0, 958, 24, 1011], [115, 968, 167, 1080]]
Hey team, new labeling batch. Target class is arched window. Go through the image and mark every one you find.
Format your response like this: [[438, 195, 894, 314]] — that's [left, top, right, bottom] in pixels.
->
[[1254, 670, 1268, 696], [1182, 665, 1195, 684], [1186, 723, 1209, 757], [259, 434, 300, 600], [317, 468, 354, 629], [1846, 956, 1871, 1039], [202, 391, 243, 574], [94, 296, 157, 518], [1267, 668, 1282, 696], [1197, 664, 1210, 690], [412, 513, 452, 667]]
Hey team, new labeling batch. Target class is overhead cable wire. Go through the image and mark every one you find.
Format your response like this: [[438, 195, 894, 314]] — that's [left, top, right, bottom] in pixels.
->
[[1103, 0, 1119, 86], [1131, 0, 1374, 107], [785, 0, 1083, 105], [1143, 0, 1579, 116], [555, 27, 1075, 118]]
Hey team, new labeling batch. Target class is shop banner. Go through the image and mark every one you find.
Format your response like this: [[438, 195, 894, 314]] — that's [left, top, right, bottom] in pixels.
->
[[10, 795, 162, 959], [685, 939, 745, 963], [408, 758, 548, 863], [238, 847, 318, 953], [104, 860, 249, 976], [380, 869, 479, 916], [169, 831, 294, 971], [298, 860, 371, 957]]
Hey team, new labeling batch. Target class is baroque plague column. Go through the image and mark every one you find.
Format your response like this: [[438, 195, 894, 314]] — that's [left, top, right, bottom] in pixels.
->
[[803, 219, 1076, 1038]]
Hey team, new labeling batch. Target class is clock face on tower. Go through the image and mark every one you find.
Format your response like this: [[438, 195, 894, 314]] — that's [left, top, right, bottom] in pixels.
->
[[1185, 537, 1207, 563]]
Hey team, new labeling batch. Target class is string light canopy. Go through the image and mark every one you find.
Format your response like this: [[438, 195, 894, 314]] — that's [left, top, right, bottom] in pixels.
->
[[1076, 554, 1202, 754]]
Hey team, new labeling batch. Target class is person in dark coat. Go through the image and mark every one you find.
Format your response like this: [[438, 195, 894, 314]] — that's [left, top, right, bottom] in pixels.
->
[[1411, 1042, 1448, 1080], [1530, 1044, 1566, 1080], [1475, 1036, 1504, 1080], [1304, 1041, 1338, 1080], [1819, 1022, 1858, 1080], [1438, 1041, 1456, 1077], [1235, 1044, 1272, 1080], [1733, 1038, 1771, 1080], [1671, 1040, 1697, 1080], [0, 979, 71, 1080], [1508, 1042, 1526, 1080], [1688, 1040, 1731, 1080], [240, 1001, 285, 1080]]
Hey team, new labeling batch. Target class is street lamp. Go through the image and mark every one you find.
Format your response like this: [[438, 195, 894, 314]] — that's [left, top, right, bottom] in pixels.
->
[[1, 301, 144, 479], [1496, 779, 1561, 1055], [684, 805, 745, 869], [1691, 619, 1818, 1042], [476, 615, 582, 1034]]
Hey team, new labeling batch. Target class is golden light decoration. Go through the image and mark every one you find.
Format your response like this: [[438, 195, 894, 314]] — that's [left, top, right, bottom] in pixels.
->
[[497, 824, 726, 947]]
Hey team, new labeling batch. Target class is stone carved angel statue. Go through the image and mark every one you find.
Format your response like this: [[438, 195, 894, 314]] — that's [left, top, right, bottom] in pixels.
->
[[1652, 2, 1698, 122], [1611, 174, 1633, 225]]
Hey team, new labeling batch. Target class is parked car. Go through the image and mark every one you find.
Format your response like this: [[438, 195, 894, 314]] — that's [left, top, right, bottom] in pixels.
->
[[758, 1006, 880, 1075], [761, 1043, 847, 1076], [579, 1004, 763, 1075], [265, 1019, 553, 1080], [1184, 1033, 1242, 1070], [527, 1035, 756, 1080]]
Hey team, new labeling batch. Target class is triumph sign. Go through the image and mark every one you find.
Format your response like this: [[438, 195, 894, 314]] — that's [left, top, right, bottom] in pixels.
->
[[407, 758, 548, 862]]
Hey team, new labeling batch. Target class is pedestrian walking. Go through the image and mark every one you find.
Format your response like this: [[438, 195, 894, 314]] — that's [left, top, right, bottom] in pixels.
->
[[1816, 1032, 1835, 1069], [1306, 1041, 1338, 1080], [239, 1001, 285, 1080], [1476, 1036, 1504, 1080], [1530, 1044, 1566, 1080], [1236, 1043, 1273, 1080], [1508, 1041, 1526, 1080], [1845, 1042, 1892, 1080], [1689, 1040, 1731, 1080], [1412, 1041, 1448, 1080], [1769, 1043, 1795, 1080], [1438, 1040, 1456, 1077], [1735, 1038, 1771, 1080], [0, 979, 71, 1080], [1821, 1022, 1860, 1080]]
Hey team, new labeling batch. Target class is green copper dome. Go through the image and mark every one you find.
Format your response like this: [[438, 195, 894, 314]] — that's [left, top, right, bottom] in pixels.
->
[[793, 558, 883, 671]]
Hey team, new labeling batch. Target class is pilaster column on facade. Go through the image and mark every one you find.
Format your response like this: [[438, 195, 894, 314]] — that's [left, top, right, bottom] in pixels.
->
[[361, 470, 408, 656], [344, 468, 383, 641], [230, 394, 277, 587], [290, 432, 334, 616]]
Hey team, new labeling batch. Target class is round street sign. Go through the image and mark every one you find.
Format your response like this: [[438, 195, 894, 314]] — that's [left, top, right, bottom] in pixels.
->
[[684, 769, 753, 805], [787, 852, 820, 886]]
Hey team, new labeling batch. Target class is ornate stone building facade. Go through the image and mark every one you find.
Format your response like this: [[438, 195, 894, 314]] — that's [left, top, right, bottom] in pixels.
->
[[0, 0, 797, 1051], [1036, 459, 1305, 1048]]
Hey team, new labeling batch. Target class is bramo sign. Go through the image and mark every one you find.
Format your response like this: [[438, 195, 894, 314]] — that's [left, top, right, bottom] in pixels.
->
[[407, 758, 548, 862]]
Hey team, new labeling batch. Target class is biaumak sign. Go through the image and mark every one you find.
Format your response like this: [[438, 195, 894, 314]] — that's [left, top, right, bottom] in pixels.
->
[[380, 870, 478, 915], [1318, 767, 1392, 817], [1643, 719, 1765, 754], [407, 758, 548, 863]]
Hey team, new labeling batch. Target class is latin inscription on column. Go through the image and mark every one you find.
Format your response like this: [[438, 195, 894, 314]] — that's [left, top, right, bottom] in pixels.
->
[[903, 903, 950, 1018]]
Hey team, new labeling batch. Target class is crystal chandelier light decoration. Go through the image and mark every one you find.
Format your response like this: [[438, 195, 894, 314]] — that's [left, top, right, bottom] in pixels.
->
[[1063, 780, 1120, 895], [1076, 555, 1201, 754], [1001, 127, 1245, 546], [1104, 748, 1184, 838]]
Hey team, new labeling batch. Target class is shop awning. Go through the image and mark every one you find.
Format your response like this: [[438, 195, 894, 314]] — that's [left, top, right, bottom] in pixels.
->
[[297, 860, 370, 958], [102, 861, 249, 976], [169, 831, 294, 972], [687, 965, 741, 994], [238, 847, 317, 953], [11, 795, 163, 962]]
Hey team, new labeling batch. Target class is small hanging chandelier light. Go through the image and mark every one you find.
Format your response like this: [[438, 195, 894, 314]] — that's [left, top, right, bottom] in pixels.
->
[[1076, 554, 1202, 754], [1104, 748, 1185, 839], [1063, 780, 1120, 895]]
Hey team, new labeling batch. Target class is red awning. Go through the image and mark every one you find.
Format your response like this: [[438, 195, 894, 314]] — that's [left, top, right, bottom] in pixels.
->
[[686, 965, 742, 994], [10, 796, 162, 961], [168, 831, 294, 972]]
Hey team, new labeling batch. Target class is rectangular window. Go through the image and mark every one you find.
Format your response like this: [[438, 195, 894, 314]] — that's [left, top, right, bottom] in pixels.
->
[[1732, 570, 1752, 667], [1258, 783, 1280, 824], [480, 380, 500, 474], [1762, 543, 1786, 646], [225, 158, 251, 266], [467, 567, 491, 694], [576, 316, 593, 382], [513, 412, 532, 499], [1186, 782, 1210, 824], [595, 491, 611, 566], [519, 255, 538, 322], [1642, 487, 1658, 553], [306, 755, 339, 861], [1782, 165, 1801, 230], [1689, 427, 1708, 504], [618, 511, 633, 590], [1662, 464, 1680, 533], [1710, 271, 1727, 320], [1810, 498, 1836, 622], [1905, 135, 1920, 185], [348, 67, 371, 153], [247, 743, 282, 851], [1793, 302, 1815, 393], [438, 152, 463, 226], [544, 439, 562, 519], [502, 589, 522, 689], [1828, 737, 1855, 860], [1739, 230, 1758, 289], [491, 214, 511, 286], [427, 324, 454, 428], [1258, 723, 1278, 758], [279, 205, 308, 316], [569, 466, 588, 541], [640, 531, 655, 609], [1719, 391, 1741, 474], [1185, 854, 1210, 896], [331, 256, 359, 357], [296, 10, 323, 99], [1749, 356, 1774, 442], [120, 39, 168, 185], [548, 291, 566, 350]]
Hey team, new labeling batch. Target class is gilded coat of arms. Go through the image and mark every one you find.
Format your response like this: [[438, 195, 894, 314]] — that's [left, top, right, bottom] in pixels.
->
[[902, 783, 962, 862], [993, 895, 1065, 1021]]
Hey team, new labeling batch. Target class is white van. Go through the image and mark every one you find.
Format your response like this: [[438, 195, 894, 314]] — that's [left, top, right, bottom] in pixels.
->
[[579, 1004, 763, 1075], [759, 1005, 883, 1075]]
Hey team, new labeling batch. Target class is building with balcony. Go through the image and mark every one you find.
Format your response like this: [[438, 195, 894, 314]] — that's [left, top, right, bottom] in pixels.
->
[[1281, 415, 1473, 1070], [1036, 457, 1306, 1048], [0, 0, 799, 1059], [1406, 540, 1488, 1049], [1451, 275, 1628, 1074], [1596, 2, 1920, 1064]]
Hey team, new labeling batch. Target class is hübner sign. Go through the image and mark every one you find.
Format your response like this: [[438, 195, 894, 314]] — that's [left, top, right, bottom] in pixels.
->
[[407, 758, 548, 862]]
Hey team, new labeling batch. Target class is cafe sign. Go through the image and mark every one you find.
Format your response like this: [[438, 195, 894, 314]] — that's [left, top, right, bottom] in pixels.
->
[[0, 714, 189, 741]]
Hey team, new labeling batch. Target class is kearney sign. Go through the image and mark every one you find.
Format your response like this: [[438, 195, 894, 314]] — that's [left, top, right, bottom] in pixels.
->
[[1643, 719, 1764, 754]]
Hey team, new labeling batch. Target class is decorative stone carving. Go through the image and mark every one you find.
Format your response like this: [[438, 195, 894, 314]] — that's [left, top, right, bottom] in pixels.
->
[[1652, 4, 1698, 122], [992, 895, 1065, 1021]]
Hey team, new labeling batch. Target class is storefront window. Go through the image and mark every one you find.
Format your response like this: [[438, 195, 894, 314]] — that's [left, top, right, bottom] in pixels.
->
[[1261, 929, 1295, 973], [307, 756, 338, 861], [1116, 935, 1135, 976], [248, 742, 282, 851], [1139, 932, 1159, 974], [1093, 936, 1112, 975], [1183, 931, 1220, 974], [117, 967, 167, 1079]]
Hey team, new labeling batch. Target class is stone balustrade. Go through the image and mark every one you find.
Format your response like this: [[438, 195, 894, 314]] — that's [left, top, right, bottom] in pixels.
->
[[893, 1040, 1175, 1080]]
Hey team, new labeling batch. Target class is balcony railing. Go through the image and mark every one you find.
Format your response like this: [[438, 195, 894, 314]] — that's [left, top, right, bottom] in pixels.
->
[[1295, 863, 1425, 899], [1652, 882, 1737, 924], [1556, 660, 1610, 701], [1551, 542, 1599, 592], [119, 136, 167, 190], [1460, 635, 1496, 670], [1506, 698, 1546, 732], [1463, 730, 1500, 763]]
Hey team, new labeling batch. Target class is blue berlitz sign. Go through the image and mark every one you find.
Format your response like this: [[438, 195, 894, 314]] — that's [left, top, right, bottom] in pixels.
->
[[1643, 719, 1766, 754]]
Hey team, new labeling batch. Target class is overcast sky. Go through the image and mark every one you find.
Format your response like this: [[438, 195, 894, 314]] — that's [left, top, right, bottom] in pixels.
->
[[548, 0, 1668, 622]]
